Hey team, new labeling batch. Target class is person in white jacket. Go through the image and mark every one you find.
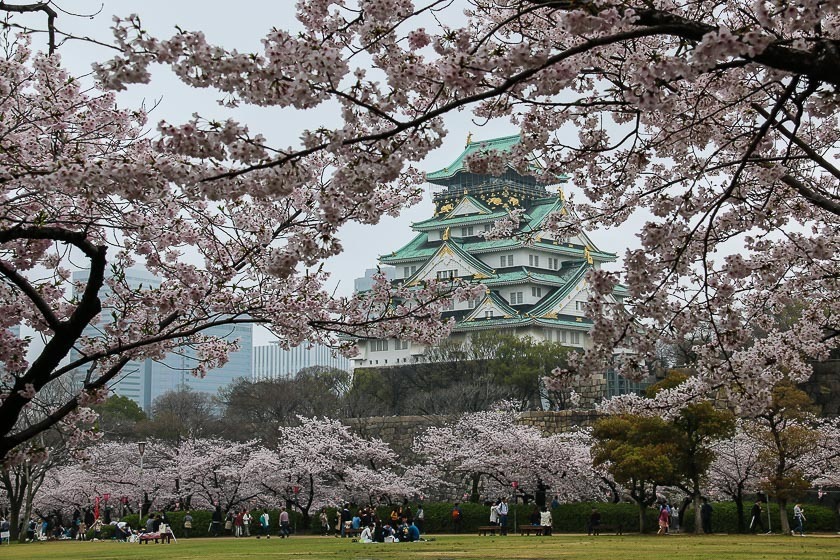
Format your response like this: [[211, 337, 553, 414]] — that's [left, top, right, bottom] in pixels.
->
[[489, 501, 500, 525], [359, 524, 374, 543]]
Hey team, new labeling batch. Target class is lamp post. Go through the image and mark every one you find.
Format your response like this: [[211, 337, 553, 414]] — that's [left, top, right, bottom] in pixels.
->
[[138, 441, 147, 522]]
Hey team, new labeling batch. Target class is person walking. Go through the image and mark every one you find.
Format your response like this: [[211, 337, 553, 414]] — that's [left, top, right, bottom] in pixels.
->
[[792, 504, 806, 536], [257, 510, 270, 539], [657, 504, 670, 536], [415, 504, 425, 534], [750, 501, 765, 533]]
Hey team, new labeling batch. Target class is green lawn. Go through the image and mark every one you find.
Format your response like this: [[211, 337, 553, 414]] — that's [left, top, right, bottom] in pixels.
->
[[2, 534, 840, 560]]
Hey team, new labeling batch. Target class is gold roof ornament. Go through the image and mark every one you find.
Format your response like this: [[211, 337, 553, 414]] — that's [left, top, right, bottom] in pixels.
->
[[466, 132, 473, 147], [584, 246, 593, 264], [558, 188, 566, 201], [442, 227, 450, 240]]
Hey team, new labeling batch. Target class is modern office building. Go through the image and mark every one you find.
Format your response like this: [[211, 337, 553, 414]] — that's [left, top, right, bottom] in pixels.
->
[[253, 341, 351, 380], [353, 266, 396, 293]]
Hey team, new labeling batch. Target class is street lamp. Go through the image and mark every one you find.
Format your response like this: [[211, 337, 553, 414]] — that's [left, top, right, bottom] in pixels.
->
[[138, 441, 147, 522]]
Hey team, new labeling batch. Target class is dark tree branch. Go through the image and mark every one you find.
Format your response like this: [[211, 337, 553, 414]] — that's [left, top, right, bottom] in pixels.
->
[[0, 2, 57, 54]]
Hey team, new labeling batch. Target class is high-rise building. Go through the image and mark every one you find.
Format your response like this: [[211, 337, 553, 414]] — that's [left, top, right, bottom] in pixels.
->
[[71, 268, 252, 412], [353, 266, 396, 293], [253, 342, 351, 380]]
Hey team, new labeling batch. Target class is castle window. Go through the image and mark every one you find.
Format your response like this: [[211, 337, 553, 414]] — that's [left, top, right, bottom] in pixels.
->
[[461, 226, 474, 237], [532, 287, 542, 298], [529, 254, 540, 267], [509, 291, 523, 305], [549, 257, 559, 270], [436, 269, 458, 280], [575, 300, 587, 312], [500, 254, 513, 267], [370, 339, 389, 352], [485, 310, 494, 319]]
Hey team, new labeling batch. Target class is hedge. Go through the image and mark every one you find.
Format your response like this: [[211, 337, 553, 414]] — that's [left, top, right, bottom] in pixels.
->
[[114, 501, 839, 537]]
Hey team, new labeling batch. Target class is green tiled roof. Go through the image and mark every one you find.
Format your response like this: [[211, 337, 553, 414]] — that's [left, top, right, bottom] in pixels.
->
[[522, 198, 564, 232], [426, 134, 522, 182], [380, 233, 433, 263], [483, 266, 584, 287], [412, 210, 511, 231], [529, 262, 590, 316]]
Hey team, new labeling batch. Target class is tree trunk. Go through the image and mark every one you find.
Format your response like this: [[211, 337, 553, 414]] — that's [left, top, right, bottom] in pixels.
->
[[778, 498, 790, 534], [637, 501, 646, 533], [470, 474, 481, 503], [693, 495, 703, 534], [734, 488, 745, 534]]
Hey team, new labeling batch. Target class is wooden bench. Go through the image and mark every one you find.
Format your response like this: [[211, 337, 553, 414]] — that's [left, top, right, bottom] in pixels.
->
[[589, 523, 623, 536], [477, 525, 501, 536], [344, 527, 363, 537], [519, 526, 546, 536], [138, 531, 173, 544]]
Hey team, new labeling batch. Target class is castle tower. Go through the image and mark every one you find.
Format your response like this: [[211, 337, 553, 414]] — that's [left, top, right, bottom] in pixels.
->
[[351, 135, 631, 400]]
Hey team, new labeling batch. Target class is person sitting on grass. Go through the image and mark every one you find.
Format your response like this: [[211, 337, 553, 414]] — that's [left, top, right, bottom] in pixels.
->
[[359, 524, 374, 543]]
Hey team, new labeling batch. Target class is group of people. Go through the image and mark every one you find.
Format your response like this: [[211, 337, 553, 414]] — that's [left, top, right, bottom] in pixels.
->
[[324, 502, 424, 543], [655, 502, 683, 536]]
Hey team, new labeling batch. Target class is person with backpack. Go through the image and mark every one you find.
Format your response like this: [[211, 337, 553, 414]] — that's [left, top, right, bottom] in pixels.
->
[[451, 503, 462, 534], [183, 511, 193, 538], [497, 498, 509, 536]]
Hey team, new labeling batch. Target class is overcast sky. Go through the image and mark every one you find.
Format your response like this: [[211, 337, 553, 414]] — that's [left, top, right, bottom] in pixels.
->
[[16, 1, 642, 344]]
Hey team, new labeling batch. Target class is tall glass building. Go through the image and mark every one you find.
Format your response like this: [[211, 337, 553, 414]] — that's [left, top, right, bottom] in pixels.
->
[[252, 342, 351, 380]]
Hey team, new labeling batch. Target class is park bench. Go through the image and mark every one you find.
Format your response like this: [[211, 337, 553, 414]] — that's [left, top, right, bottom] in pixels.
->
[[477, 525, 502, 536], [344, 527, 363, 538], [138, 530, 174, 544], [589, 523, 623, 536], [519, 526, 547, 536]]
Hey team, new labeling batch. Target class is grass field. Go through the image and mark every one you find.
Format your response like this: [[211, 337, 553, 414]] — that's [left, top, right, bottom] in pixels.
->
[[2, 534, 840, 560]]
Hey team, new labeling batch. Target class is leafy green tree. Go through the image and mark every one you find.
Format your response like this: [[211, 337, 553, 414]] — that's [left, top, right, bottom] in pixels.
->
[[138, 387, 218, 442], [592, 415, 680, 532], [671, 402, 736, 532], [647, 372, 736, 532], [93, 394, 146, 440], [753, 382, 820, 534]]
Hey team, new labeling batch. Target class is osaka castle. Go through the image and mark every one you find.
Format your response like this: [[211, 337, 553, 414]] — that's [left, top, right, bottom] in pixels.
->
[[350, 134, 628, 375]]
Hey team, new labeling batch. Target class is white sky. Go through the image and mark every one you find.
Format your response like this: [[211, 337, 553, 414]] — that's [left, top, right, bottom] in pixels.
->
[[15, 1, 642, 344]]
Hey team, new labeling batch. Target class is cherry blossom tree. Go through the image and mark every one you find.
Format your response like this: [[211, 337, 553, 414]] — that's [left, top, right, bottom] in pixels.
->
[[161, 438, 266, 512], [0, 21, 481, 463], [706, 421, 765, 533], [3, 0, 837, 461], [413, 409, 608, 503], [255, 417, 411, 528], [85, 0, 839, 414]]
